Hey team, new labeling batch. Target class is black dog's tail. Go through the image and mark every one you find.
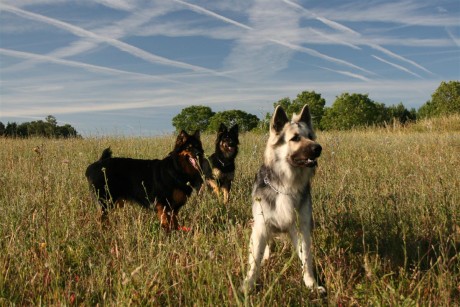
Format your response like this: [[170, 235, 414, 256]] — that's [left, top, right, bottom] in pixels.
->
[[99, 147, 112, 160]]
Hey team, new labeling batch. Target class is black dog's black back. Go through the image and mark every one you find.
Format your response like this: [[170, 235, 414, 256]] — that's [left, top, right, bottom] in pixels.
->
[[85, 130, 204, 230], [85, 153, 174, 208]]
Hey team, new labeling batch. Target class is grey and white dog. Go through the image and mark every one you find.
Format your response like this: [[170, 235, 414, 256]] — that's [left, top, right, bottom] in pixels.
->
[[243, 104, 325, 294]]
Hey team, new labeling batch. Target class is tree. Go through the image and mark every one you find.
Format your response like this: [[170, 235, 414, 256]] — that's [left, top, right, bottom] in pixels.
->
[[0, 122, 4, 136], [387, 103, 416, 124], [172, 105, 215, 132], [321, 93, 386, 130], [293, 91, 325, 129], [208, 110, 260, 132], [264, 92, 326, 130], [57, 124, 78, 138], [5, 122, 18, 137], [418, 81, 460, 118], [1, 116, 79, 138]]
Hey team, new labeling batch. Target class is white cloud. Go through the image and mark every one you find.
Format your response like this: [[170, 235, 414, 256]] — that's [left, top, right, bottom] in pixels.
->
[[0, 3, 220, 75], [372, 55, 423, 79], [0, 48, 183, 83]]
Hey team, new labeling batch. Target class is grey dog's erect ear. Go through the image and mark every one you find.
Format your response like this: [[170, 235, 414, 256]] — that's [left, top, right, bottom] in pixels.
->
[[297, 104, 313, 128], [271, 105, 289, 134]]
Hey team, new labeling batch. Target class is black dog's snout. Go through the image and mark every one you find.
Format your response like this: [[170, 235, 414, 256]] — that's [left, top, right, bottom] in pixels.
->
[[312, 143, 322, 157]]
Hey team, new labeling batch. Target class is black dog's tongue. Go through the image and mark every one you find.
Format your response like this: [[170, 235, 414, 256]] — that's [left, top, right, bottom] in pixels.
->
[[189, 156, 198, 169]]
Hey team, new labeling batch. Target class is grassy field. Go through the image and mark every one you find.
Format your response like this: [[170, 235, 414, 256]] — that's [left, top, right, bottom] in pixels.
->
[[0, 118, 459, 306]]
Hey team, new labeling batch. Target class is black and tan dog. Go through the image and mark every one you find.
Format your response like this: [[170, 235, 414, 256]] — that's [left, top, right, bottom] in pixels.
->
[[85, 130, 204, 231], [202, 123, 239, 204]]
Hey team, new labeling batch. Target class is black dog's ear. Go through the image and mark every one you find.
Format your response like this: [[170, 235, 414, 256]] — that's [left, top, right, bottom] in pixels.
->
[[229, 124, 239, 144], [175, 130, 189, 148], [271, 105, 289, 134], [193, 129, 201, 140], [230, 124, 238, 134], [219, 123, 228, 133]]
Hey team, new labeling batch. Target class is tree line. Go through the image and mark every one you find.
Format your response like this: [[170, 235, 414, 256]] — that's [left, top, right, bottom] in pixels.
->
[[172, 80, 459, 132], [0, 115, 79, 138], [2, 81, 457, 136]]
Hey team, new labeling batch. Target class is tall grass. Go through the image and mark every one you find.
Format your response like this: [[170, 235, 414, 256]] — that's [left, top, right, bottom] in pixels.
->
[[0, 119, 459, 305]]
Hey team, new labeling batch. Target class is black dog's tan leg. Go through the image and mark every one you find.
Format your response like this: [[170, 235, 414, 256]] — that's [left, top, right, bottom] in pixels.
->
[[221, 186, 231, 204], [207, 179, 221, 198], [155, 203, 176, 231]]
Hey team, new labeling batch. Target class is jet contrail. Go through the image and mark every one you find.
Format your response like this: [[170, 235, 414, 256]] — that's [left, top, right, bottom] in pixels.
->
[[372, 55, 423, 79], [0, 48, 184, 84], [316, 65, 371, 82], [173, 0, 373, 75], [282, 0, 433, 76], [0, 3, 221, 76]]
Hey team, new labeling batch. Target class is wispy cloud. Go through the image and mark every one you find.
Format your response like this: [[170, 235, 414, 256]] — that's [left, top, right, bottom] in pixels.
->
[[369, 44, 433, 75], [372, 55, 423, 79], [173, 0, 252, 30], [445, 27, 460, 47], [316, 0, 459, 27], [1, 0, 457, 134], [173, 0, 373, 78], [282, 0, 433, 76], [316, 66, 371, 82], [0, 48, 183, 84], [282, 0, 360, 36], [0, 3, 221, 75]]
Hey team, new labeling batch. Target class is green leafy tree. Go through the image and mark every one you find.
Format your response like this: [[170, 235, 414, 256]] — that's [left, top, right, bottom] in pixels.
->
[[57, 124, 78, 137], [207, 110, 260, 132], [274, 97, 293, 114], [418, 81, 460, 118], [45, 115, 58, 136], [321, 93, 386, 130], [263, 92, 326, 130], [1, 116, 79, 138], [272, 97, 304, 118], [0, 122, 4, 135], [387, 103, 416, 124], [172, 105, 215, 132], [293, 91, 325, 129], [5, 122, 18, 137]]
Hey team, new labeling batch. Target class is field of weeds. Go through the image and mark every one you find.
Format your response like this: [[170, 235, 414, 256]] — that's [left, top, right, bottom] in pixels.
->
[[0, 119, 459, 305]]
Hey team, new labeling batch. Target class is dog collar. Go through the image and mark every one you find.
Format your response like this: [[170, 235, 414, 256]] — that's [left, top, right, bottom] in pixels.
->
[[263, 175, 290, 195], [218, 158, 233, 167]]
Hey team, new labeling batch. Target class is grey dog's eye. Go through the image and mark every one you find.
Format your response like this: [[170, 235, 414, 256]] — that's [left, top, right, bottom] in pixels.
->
[[291, 134, 301, 142]]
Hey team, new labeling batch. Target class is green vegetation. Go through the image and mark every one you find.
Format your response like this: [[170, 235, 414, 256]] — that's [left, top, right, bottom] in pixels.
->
[[207, 110, 259, 132], [172, 81, 459, 132], [0, 115, 79, 138], [0, 117, 459, 305], [418, 80, 460, 118], [172, 105, 215, 132]]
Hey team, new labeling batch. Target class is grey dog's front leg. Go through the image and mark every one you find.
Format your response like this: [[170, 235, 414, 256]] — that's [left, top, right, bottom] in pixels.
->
[[243, 220, 267, 292]]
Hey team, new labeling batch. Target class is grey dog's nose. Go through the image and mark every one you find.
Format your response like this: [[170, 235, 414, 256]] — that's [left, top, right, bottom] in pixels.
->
[[312, 144, 322, 157]]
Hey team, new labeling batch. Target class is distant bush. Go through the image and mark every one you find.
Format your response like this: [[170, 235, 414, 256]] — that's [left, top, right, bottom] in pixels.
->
[[207, 110, 259, 132], [0, 115, 79, 138], [172, 105, 215, 132], [418, 80, 460, 118]]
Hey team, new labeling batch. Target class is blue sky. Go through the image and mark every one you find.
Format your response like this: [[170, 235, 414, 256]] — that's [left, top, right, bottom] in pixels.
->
[[1, 0, 459, 135]]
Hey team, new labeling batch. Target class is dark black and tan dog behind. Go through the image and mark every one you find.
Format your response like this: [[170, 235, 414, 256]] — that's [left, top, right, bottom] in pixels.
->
[[202, 123, 239, 204], [85, 130, 204, 231]]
